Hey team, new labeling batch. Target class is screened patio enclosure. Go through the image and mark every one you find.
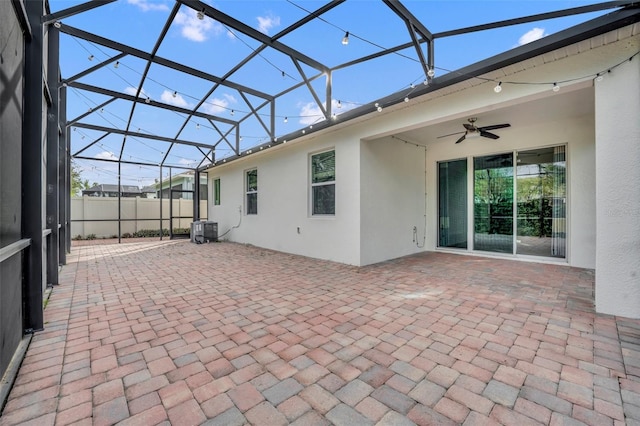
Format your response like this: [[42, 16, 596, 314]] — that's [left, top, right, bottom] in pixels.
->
[[1, 0, 640, 398]]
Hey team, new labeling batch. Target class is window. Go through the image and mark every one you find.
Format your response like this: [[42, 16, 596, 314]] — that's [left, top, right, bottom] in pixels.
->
[[311, 150, 335, 215], [246, 169, 257, 215], [199, 174, 208, 201], [213, 178, 220, 205]]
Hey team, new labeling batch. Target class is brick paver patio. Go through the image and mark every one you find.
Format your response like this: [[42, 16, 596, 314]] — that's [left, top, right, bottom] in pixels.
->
[[1, 240, 640, 425]]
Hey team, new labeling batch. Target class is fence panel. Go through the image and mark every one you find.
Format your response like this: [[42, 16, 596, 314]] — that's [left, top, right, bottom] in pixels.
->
[[70, 197, 207, 238]]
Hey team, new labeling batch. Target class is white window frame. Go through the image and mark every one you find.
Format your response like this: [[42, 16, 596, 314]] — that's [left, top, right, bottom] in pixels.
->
[[245, 169, 258, 215], [310, 149, 335, 216]]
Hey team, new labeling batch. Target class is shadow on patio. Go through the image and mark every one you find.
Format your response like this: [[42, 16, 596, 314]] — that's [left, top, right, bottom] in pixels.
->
[[1, 240, 640, 425]]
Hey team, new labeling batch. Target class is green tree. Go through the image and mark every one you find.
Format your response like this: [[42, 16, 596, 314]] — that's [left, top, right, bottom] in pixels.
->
[[70, 161, 96, 196]]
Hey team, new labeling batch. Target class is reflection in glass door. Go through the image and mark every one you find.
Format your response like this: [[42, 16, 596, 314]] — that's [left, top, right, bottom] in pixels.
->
[[474, 154, 514, 253], [516, 147, 566, 257]]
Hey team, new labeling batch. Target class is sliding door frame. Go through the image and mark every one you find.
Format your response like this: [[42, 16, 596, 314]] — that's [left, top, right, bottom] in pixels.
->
[[437, 144, 568, 261]]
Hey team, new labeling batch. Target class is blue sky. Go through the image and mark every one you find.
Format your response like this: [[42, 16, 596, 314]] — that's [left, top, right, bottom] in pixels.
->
[[52, 0, 612, 188]]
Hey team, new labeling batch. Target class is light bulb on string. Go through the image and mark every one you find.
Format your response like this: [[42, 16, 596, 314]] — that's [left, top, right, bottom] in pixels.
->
[[494, 82, 502, 93]]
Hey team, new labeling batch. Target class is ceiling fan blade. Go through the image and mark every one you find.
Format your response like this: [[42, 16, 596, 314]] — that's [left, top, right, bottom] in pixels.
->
[[478, 123, 510, 131], [437, 131, 465, 139], [463, 123, 475, 131], [455, 133, 467, 144], [480, 130, 499, 139]]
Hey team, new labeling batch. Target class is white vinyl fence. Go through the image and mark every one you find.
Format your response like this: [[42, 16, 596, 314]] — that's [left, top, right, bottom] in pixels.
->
[[71, 196, 207, 238]]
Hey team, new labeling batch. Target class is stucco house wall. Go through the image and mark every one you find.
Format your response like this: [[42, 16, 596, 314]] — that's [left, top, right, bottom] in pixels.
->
[[595, 55, 640, 317], [208, 134, 362, 265], [360, 137, 427, 266]]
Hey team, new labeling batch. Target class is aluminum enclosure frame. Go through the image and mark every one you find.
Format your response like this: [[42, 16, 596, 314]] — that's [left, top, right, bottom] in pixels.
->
[[45, 0, 638, 175]]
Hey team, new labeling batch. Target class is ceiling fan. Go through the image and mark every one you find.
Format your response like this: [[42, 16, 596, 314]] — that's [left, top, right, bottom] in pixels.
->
[[438, 118, 511, 144]]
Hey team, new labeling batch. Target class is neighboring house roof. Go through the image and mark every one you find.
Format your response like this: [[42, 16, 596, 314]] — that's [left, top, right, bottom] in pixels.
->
[[83, 184, 141, 194], [141, 185, 157, 193], [155, 172, 202, 189]]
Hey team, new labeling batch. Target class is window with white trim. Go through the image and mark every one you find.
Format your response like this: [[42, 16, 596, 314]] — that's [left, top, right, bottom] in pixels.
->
[[245, 169, 257, 215], [213, 178, 221, 205], [311, 150, 335, 215]]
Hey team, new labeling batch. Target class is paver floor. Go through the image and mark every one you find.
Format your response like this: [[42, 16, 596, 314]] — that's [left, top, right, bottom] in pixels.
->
[[2, 239, 640, 425]]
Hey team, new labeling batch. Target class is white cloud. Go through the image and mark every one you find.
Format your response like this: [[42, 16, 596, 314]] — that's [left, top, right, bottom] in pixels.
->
[[223, 93, 237, 103], [201, 94, 236, 115], [178, 158, 198, 166], [174, 8, 223, 42], [257, 14, 281, 35], [127, 0, 169, 12], [124, 86, 150, 98], [160, 90, 191, 108], [298, 99, 348, 125], [518, 27, 547, 46], [96, 150, 118, 161], [299, 102, 324, 126]]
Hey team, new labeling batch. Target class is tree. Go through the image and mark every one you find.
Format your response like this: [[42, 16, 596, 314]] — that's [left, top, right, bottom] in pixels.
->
[[70, 161, 96, 196]]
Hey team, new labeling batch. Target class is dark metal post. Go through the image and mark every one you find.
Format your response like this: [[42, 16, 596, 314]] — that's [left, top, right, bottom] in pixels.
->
[[118, 161, 121, 243], [22, 0, 45, 331], [194, 170, 200, 221], [159, 165, 163, 240], [59, 84, 69, 260], [46, 23, 60, 284], [168, 167, 173, 239], [428, 39, 435, 78], [64, 89, 71, 254]]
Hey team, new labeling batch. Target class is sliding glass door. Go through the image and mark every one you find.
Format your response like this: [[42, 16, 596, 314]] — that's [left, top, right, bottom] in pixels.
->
[[438, 159, 467, 248], [473, 154, 514, 253], [516, 147, 566, 257], [438, 146, 566, 259]]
